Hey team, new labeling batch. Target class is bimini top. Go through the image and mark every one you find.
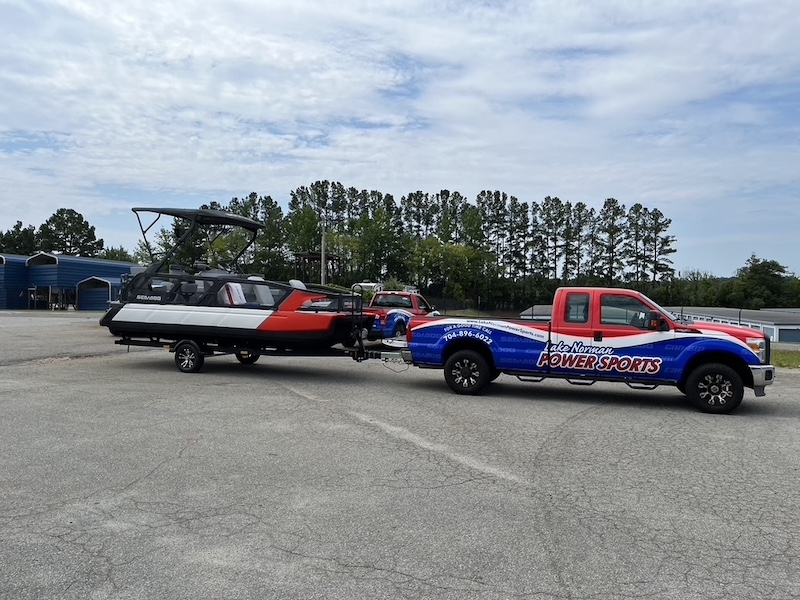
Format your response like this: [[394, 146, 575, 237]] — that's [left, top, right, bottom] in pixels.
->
[[132, 207, 265, 273], [132, 207, 264, 233]]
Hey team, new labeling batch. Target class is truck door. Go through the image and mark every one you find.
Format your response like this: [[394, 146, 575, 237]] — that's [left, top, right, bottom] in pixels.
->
[[541, 291, 598, 376], [591, 292, 674, 381]]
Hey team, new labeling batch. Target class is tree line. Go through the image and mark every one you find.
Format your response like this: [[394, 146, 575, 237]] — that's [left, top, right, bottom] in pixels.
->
[[0, 208, 129, 261], [2, 183, 798, 310]]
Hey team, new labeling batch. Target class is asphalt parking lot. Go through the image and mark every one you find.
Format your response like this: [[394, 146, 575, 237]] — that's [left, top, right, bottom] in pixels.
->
[[1, 311, 799, 600]]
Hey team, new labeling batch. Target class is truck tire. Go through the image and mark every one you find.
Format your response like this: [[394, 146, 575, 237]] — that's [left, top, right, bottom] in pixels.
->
[[175, 340, 205, 373], [444, 350, 490, 395], [685, 363, 743, 414], [393, 321, 407, 338]]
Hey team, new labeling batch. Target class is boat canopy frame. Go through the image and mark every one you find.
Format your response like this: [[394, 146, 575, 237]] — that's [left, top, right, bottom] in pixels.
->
[[132, 207, 265, 275]]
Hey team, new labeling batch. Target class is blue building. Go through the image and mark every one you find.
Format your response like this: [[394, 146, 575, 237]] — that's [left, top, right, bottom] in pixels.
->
[[0, 253, 29, 310], [24, 252, 139, 310], [76, 276, 128, 311]]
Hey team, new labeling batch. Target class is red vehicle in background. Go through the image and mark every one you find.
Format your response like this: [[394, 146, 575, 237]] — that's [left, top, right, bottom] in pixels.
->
[[362, 290, 438, 341]]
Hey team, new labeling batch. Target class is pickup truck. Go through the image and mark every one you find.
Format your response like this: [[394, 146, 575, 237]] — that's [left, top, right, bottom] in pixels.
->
[[399, 286, 775, 414], [364, 290, 437, 340]]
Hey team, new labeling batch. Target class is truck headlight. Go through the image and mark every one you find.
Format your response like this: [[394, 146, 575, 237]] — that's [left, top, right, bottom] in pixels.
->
[[746, 337, 766, 363]]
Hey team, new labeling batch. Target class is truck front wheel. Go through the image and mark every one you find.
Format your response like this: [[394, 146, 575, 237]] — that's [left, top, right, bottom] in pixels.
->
[[444, 350, 490, 395], [685, 363, 743, 414]]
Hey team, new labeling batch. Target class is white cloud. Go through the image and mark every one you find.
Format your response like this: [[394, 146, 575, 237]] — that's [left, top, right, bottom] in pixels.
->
[[0, 0, 798, 275]]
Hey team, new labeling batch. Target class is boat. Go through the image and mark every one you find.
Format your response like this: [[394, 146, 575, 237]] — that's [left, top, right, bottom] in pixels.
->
[[100, 207, 374, 371]]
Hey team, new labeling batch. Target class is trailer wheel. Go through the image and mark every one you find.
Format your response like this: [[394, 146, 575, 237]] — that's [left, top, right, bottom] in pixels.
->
[[444, 350, 490, 395], [685, 363, 743, 414], [175, 340, 205, 373], [235, 350, 260, 364]]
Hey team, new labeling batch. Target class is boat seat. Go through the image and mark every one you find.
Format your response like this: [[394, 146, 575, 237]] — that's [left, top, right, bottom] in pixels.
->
[[218, 282, 247, 306], [251, 285, 275, 307], [179, 281, 198, 303]]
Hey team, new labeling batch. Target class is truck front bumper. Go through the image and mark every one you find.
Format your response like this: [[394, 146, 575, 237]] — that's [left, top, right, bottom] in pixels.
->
[[750, 364, 775, 397]]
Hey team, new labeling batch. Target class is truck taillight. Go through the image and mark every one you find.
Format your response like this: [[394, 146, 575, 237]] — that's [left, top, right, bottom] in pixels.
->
[[406, 325, 413, 343]]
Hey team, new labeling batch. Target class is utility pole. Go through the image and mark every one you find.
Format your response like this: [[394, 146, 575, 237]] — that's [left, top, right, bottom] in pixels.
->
[[321, 218, 327, 285]]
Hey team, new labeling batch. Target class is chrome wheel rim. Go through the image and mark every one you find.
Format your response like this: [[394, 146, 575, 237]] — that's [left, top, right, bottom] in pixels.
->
[[697, 373, 733, 406], [451, 359, 479, 388], [178, 349, 196, 370]]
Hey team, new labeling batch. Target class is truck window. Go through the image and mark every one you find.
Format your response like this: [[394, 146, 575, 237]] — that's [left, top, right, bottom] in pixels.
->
[[601, 294, 651, 328], [565, 293, 590, 324]]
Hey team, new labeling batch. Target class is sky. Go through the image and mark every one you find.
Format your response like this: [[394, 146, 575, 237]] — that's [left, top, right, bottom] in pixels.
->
[[1, 0, 798, 278]]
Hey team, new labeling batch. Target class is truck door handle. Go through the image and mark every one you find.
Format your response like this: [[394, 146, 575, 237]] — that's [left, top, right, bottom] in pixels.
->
[[594, 332, 603, 342]]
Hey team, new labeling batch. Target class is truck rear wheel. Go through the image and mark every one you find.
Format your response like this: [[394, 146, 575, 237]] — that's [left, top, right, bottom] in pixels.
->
[[444, 350, 490, 395], [175, 340, 205, 373], [685, 363, 743, 414]]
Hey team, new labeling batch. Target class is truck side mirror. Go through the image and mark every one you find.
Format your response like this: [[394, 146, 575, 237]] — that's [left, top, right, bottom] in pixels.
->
[[647, 310, 668, 331]]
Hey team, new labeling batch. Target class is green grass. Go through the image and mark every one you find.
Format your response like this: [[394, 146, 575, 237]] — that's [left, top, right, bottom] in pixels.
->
[[772, 348, 800, 369]]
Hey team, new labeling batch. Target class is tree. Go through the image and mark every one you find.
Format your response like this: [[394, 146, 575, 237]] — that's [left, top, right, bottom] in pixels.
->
[[99, 246, 136, 263], [476, 190, 508, 275], [596, 198, 628, 285], [37, 209, 104, 256], [285, 205, 321, 254], [623, 203, 648, 285], [644, 208, 677, 283], [0, 221, 37, 255], [506, 196, 530, 282], [565, 202, 593, 282], [541, 196, 567, 281], [731, 254, 789, 309], [228, 192, 290, 278]]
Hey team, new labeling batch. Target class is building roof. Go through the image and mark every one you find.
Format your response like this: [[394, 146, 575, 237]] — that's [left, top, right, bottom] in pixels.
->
[[665, 306, 800, 326], [0, 253, 30, 264], [26, 252, 140, 268]]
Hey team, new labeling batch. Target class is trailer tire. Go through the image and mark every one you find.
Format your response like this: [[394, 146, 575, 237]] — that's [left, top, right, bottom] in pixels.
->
[[444, 350, 490, 395], [175, 340, 205, 373], [685, 363, 743, 414], [235, 350, 260, 364]]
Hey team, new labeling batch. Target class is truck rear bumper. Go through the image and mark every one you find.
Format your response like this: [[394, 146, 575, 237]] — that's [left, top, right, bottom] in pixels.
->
[[750, 364, 775, 397]]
